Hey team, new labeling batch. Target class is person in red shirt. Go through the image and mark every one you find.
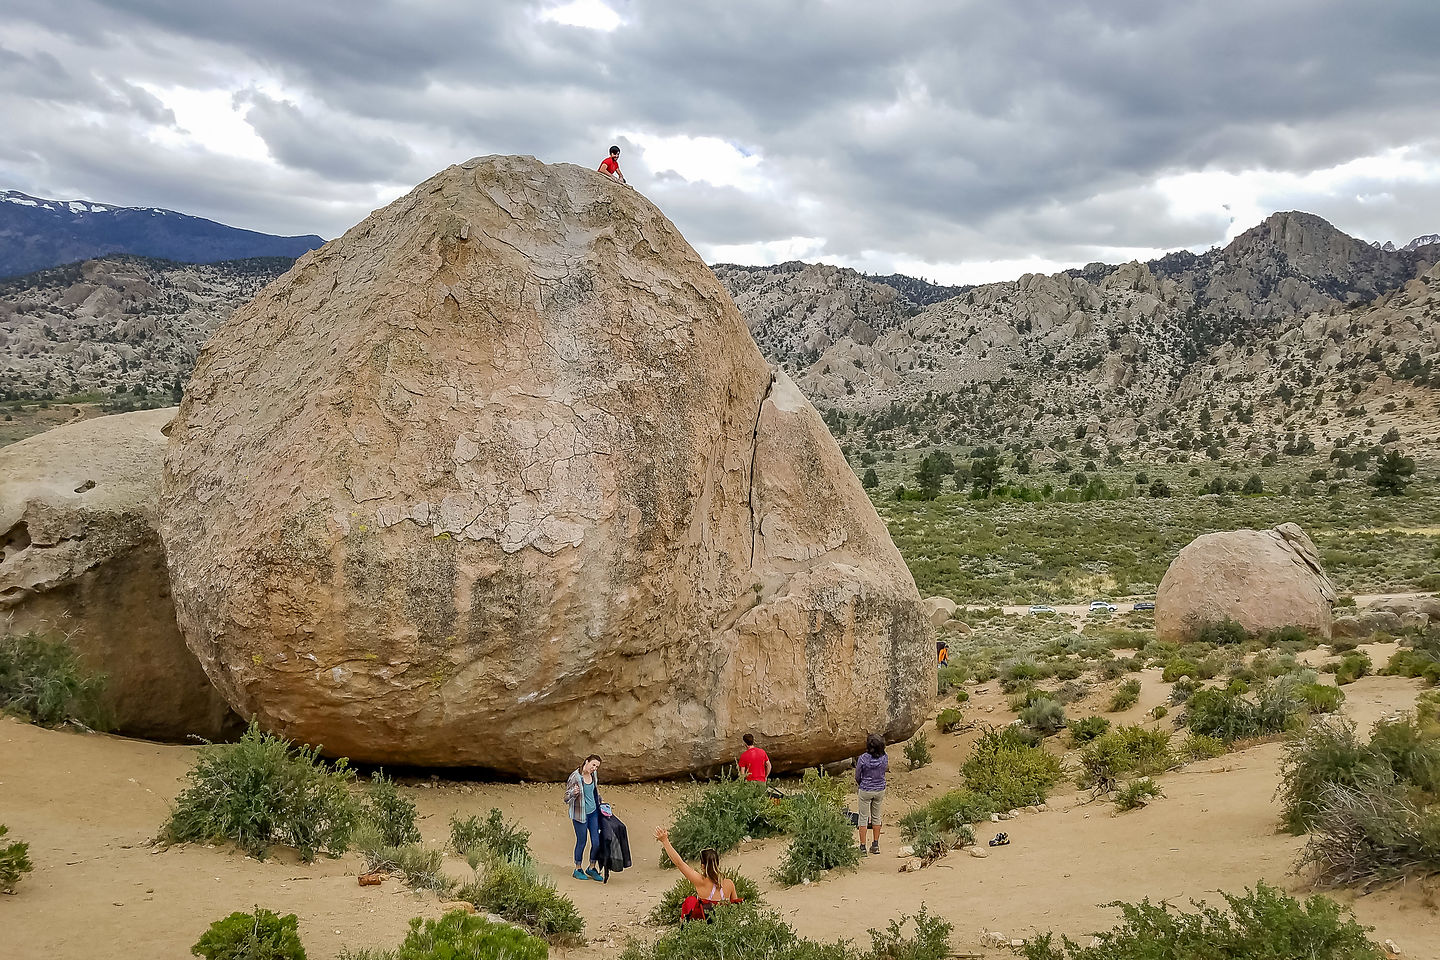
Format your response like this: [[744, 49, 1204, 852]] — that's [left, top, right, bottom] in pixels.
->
[[598, 145, 627, 184], [736, 733, 771, 782]]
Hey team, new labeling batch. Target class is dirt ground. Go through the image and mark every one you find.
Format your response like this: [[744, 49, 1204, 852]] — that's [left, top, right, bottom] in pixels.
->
[[3, 647, 1436, 959]]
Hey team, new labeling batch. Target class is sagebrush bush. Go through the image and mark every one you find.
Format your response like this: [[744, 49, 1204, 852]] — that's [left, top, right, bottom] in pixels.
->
[[458, 852, 584, 943], [0, 823, 34, 894], [450, 808, 532, 861], [192, 906, 307, 960], [899, 788, 994, 841], [1381, 631, 1440, 684], [1184, 684, 1302, 743], [620, 905, 850, 960], [665, 777, 780, 865], [862, 904, 953, 960], [1366, 715, 1440, 794], [342, 910, 548, 960], [1335, 652, 1372, 686], [161, 723, 360, 861], [936, 664, 968, 696], [1020, 882, 1382, 960], [961, 726, 1062, 809], [1299, 782, 1440, 889], [904, 732, 932, 770], [1293, 683, 1344, 714], [353, 825, 454, 895], [0, 629, 109, 729], [1001, 660, 1047, 693], [1180, 734, 1228, 761], [1168, 677, 1200, 706], [649, 871, 763, 925], [362, 771, 420, 847], [1277, 719, 1389, 834], [1021, 697, 1066, 734], [1107, 679, 1141, 712], [1195, 619, 1249, 645], [1161, 658, 1201, 683], [1078, 726, 1173, 790], [772, 792, 861, 886], [1067, 715, 1110, 745], [1113, 778, 1162, 811], [934, 707, 963, 733]]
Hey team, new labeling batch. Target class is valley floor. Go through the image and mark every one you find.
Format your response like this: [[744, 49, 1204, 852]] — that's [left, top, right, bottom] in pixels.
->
[[2, 656, 1436, 959]]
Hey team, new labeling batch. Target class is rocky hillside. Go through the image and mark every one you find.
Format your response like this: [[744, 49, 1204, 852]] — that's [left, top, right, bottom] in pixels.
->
[[0, 256, 292, 403], [0, 190, 324, 279]]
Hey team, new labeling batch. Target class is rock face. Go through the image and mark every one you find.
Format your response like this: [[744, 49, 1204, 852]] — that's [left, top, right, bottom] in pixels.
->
[[1155, 522, 1336, 643], [0, 409, 239, 740], [160, 155, 932, 780], [921, 596, 958, 628]]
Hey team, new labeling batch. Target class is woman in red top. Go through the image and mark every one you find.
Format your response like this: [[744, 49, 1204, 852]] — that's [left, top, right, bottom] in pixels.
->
[[598, 145, 627, 184]]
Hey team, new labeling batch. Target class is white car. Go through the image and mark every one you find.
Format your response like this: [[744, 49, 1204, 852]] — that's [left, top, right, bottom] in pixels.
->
[[1027, 604, 1056, 615], [1089, 600, 1118, 613]]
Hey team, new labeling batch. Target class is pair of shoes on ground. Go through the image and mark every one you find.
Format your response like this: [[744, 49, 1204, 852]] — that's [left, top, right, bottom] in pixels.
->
[[988, 832, 1010, 847], [572, 867, 604, 881]]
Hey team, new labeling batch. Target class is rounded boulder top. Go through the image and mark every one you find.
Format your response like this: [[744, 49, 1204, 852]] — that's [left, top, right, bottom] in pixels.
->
[[159, 155, 931, 779]]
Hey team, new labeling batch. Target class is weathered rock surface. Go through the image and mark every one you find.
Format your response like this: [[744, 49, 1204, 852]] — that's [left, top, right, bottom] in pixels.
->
[[1333, 610, 1404, 639], [159, 155, 932, 780], [922, 596, 958, 627], [1155, 522, 1336, 643], [0, 409, 239, 740]]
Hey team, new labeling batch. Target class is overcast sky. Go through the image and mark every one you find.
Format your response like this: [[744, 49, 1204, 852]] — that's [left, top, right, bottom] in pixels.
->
[[4, 0, 1439, 284]]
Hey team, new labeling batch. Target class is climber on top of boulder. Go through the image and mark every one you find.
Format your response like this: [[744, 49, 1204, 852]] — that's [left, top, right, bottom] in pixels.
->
[[598, 145, 627, 185]]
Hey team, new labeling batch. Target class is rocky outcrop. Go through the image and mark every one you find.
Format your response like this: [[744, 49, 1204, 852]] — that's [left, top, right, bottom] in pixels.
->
[[159, 155, 932, 780], [1155, 523, 1337, 643], [921, 596, 958, 628], [0, 409, 239, 740]]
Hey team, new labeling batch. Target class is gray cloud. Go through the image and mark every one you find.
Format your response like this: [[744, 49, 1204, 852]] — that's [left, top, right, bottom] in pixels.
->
[[1, 0, 1437, 268]]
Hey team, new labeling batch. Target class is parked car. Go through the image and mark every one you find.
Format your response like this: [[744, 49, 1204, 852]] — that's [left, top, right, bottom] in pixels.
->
[[1089, 600, 1118, 613], [1132, 601, 1156, 611], [1027, 604, 1057, 615]]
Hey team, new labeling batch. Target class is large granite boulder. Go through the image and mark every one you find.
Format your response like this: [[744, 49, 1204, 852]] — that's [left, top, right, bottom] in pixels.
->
[[160, 155, 932, 780], [1155, 522, 1336, 643], [0, 409, 239, 740]]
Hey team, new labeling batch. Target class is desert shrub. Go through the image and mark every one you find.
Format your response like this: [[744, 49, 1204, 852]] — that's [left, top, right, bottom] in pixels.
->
[[1078, 726, 1174, 790], [899, 789, 995, 841], [1161, 659, 1201, 683], [649, 871, 764, 925], [0, 629, 108, 729], [665, 777, 779, 864], [799, 767, 852, 809], [1113, 778, 1162, 811], [936, 664, 968, 695], [1019, 882, 1382, 959], [1195, 619, 1249, 645], [192, 906, 306, 960], [1021, 697, 1066, 734], [1278, 719, 1390, 834], [953, 689, 970, 704], [620, 906, 850, 960], [450, 808, 532, 861], [161, 723, 360, 861], [772, 792, 861, 886], [934, 708, 963, 733], [1150, 705, 1168, 720], [962, 726, 1062, 808], [0, 823, 34, 893], [1001, 660, 1046, 693], [353, 826, 454, 895], [1335, 652, 1372, 686], [458, 853, 584, 943], [1184, 685, 1302, 743], [1067, 716, 1110, 745], [904, 732, 932, 770], [1180, 734, 1228, 761], [344, 910, 548, 960], [1366, 715, 1440, 794], [1293, 683, 1344, 714], [1107, 679, 1141, 712], [1330, 636, 1361, 654], [1381, 632, 1440, 684], [362, 771, 419, 847], [1168, 678, 1199, 706], [862, 904, 953, 960], [1298, 782, 1440, 889], [1417, 690, 1440, 730]]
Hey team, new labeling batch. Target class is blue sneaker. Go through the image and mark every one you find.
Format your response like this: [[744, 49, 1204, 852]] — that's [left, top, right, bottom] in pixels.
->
[[572, 869, 587, 880], [585, 866, 604, 882]]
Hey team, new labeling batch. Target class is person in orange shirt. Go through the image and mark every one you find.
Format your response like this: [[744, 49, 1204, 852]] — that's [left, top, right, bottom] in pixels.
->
[[736, 733, 771, 782], [598, 145, 627, 184]]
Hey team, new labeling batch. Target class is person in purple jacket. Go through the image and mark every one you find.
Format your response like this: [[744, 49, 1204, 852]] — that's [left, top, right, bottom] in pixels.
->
[[855, 733, 889, 855]]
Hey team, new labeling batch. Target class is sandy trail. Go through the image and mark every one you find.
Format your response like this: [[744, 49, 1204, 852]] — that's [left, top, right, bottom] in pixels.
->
[[2, 656, 1436, 959]]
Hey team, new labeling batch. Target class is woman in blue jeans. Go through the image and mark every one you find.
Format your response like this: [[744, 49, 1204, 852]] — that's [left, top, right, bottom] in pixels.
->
[[565, 754, 604, 881]]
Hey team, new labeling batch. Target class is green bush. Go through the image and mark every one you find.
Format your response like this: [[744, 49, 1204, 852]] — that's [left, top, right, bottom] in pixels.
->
[[799, 767, 852, 809], [458, 853, 584, 943], [773, 792, 860, 886], [362, 771, 419, 847], [1335, 652, 1372, 686], [1299, 782, 1440, 889], [904, 732, 932, 770], [1150, 705, 1168, 720], [1366, 715, 1440, 794], [936, 664, 968, 696], [161, 723, 360, 861], [649, 871, 764, 925], [192, 906, 306, 960], [862, 904, 953, 960], [1180, 734, 1228, 761], [1107, 679, 1141, 712], [899, 788, 995, 840], [450, 808, 532, 861], [665, 777, 780, 865], [0, 823, 34, 893], [1293, 683, 1344, 714], [1021, 697, 1066, 734], [962, 726, 1062, 809], [1161, 659, 1201, 683], [1168, 678, 1200, 706], [0, 629, 109, 729], [1195, 619, 1250, 645], [345, 910, 548, 960], [1278, 719, 1390, 834], [1184, 684, 1303, 743], [353, 826, 454, 895], [1113, 778, 1162, 811], [1019, 882, 1382, 959], [934, 708, 963, 733], [619, 905, 850, 960], [1067, 716, 1111, 745], [1078, 726, 1174, 790], [1001, 660, 1046, 693]]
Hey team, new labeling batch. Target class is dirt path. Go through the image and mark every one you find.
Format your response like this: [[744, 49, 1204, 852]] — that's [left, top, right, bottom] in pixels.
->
[[2, 658, 1436, 958]]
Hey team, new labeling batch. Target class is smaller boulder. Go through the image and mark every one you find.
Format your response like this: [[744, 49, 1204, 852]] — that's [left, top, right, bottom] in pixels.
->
[[922, 596, 958, 627], [1334, 611, 1404, 638]]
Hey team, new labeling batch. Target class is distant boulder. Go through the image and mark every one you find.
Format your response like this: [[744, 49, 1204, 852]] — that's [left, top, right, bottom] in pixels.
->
[[1155, 522, 1336, 643], [922, 596, 958, 627], [0, 409, 239, 740]]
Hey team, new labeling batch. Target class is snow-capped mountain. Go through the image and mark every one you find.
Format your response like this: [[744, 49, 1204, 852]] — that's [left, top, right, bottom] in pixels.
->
[[0, 189, 325, 278]]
